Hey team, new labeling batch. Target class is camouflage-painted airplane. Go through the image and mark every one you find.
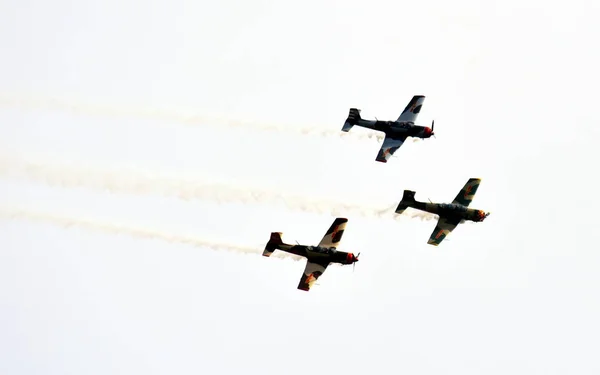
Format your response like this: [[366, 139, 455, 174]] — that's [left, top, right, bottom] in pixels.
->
[[341, 95, 434, 163], [395, 178, 490, 246], [263, 218, 359, 291]]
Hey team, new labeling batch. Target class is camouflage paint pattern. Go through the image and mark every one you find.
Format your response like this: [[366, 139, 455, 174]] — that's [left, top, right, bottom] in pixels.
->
[[262, 218, 359, 291], [341, 95, 434, 163], [451, 178, 481, 207], [395, 179, 490, 246]]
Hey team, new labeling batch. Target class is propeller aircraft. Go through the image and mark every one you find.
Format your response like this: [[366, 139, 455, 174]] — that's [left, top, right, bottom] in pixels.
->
[[341, 95, 435, 163], [263, 218, 360, 291], [395, 178, 490, 246]]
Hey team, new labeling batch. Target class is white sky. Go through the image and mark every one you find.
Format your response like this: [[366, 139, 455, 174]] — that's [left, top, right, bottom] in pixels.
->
[[1, 0, 599, 374]]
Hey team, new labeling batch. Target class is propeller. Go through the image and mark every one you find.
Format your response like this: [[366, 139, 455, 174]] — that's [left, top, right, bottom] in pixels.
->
[[353, 252, 360, 272], [431, 120, 436, 138]]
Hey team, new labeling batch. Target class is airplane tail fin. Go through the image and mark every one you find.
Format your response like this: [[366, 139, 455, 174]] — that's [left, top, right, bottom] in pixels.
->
[[395, 190, 417, 214], [263, 232, 284, 257], [341, 108, 361, 132]]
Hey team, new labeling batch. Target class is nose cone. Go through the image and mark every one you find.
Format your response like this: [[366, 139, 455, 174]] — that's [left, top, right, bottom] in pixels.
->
[[424, 127, 433, 137]]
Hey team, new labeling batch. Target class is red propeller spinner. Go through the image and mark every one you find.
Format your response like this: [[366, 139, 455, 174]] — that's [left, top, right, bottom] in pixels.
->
[[424, 120, 435, 138], [477, 210, 490, 221], [348, 252, 360, 272]]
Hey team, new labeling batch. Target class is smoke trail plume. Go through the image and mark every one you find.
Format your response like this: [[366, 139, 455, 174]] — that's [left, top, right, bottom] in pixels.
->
[[0, 94, 385, 142], [0, 155, 437, 221], [0, 206, 303, 261]]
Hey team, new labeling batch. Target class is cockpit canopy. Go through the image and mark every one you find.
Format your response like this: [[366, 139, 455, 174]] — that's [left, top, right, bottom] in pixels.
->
[[394, 121, 413, 128], [439, 203, 467, 211], [307, 246, 337, 254]]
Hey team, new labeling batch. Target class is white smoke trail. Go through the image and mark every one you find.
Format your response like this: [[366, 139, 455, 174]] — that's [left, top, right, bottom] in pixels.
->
[[0, 94, 385, 142], [0, 155, 437, 221], [0, 206, 303, 261]]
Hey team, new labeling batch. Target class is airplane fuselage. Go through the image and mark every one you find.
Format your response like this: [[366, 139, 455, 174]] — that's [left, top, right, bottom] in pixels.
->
[[355, 119, 432, 139], [412, 201, 488, 222], [274, 243, 357, 265]]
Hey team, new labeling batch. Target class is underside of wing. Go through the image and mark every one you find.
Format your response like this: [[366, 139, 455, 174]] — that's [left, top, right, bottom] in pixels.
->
[[451, 178, 482, 207], [427, 217, 461, 246], [298, 261, 329, 291], [376, 136, 406, 163], [318, 218, 347, 248], [397, 95, 425, 123]]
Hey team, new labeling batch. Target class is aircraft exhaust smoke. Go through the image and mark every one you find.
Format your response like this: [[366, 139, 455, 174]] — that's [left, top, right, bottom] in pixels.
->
[[0, 94, 385, 142], [0, 155, 437, 222], [0, 206, 303, 261]]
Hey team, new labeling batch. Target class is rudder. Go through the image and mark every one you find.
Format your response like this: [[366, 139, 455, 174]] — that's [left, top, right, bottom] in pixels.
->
[[263, 232, 283, 257], [341, 108, 361, 132], [395, 190, 416, 214]]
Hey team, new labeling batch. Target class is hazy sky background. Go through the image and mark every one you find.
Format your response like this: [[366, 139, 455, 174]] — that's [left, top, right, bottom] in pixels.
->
[[1, 0, 599, 374]]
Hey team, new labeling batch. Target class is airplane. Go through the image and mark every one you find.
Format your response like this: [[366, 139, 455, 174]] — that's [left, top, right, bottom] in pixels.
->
[[262, 218, 360, 291], [394, 178, 490, 246], [341, 95, 435, 163]]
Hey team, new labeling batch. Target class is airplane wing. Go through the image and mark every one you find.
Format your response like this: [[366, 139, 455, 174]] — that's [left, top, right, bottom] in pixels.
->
[[451, 178, 482, 207], [427, 216, 461, 246], [397, 95, 426, 123], [375, 136, 406, 163], [298, 260, 329, 291], [318, 217, 348, 248]]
